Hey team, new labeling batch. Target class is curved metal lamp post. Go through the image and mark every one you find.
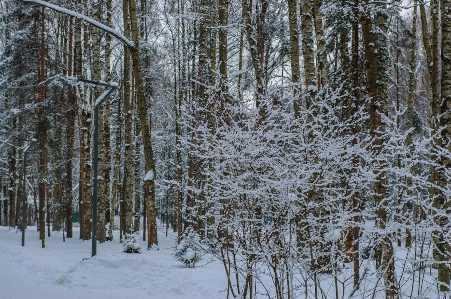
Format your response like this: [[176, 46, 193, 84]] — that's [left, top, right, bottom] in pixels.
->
[[78, 78, 118, 257], [15, 137, 37, 246]]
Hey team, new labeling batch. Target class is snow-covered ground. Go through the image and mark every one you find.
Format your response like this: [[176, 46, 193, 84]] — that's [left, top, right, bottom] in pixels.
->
[[0, 225, 227, 299], [0, 224, 445, 299]]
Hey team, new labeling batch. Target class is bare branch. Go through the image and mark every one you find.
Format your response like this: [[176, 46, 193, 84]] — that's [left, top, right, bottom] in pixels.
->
[[23, 0, 135, 48]]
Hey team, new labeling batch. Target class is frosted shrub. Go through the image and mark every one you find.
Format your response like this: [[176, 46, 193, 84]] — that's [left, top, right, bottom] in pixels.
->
[[122, 233, 142, 254], [173, 228, 205, 268]]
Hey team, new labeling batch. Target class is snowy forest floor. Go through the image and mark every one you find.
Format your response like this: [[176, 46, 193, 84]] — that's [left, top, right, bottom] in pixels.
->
[[0, 224, 227, 299], [0, 223, 445, 299]]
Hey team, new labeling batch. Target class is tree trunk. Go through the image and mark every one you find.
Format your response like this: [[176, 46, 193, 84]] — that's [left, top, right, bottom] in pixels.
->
[[430, 0, 440, 129], [175, 0, 185, 243], [110, 56, 122, 240], [122, 0, 134, 236], [237, 5, 245, 102], [110, 96, 121, 241], [362, 2, 397, 297], [301, 0, 315, 95], [128, 0, 158, 247], [313, 0, 326, 89], [53, 113, 63, 232], [105, 0, 114, 241], [65, 15, 75, 238], [287, 0, 301, 115], [91, 0, 107, 244], [132, 96, 141, 235], [243, 0, 268, 116], [218, 0, 229, 96], [351, 0, 360, 287], [38, 6, 46, 248], [3, 186, 8, 226], [197, 0, 209, 101], [81, 23, 93, 241], [73, 1, 84, 239], [17, 143, 24, 231], [435, 0, 451, 291], [8, 139, 16, 228], [405, 0, 417, 248], [209, 0, 217, 88]]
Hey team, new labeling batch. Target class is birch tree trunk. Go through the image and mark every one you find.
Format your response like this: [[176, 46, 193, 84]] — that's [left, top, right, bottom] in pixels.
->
[[81, 23, 93, 241], [301, 0, 315, 95]]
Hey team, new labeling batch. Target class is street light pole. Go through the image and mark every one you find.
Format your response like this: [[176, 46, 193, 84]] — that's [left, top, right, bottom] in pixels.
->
[[78, 78, 118, 257], [16, 138, 36, 246]]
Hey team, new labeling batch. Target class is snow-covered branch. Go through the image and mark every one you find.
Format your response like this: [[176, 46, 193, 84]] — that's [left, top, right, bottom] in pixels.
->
[[23, 0, 134, 48]]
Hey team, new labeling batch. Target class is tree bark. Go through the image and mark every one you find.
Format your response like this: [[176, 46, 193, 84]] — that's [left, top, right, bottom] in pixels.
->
[[419, 0, 439, 126], [8, 140, 16, 228], [196, 0, 210, 102], [122, 0, 134, 236], [301, 0, 315, 95], [405, 0, 417, 248], [81, 23, 93, 241], [435, 0, 451, 290], [313, 0, 326, 89], [97, 0, 113, 243], [351, 0, 360, 287], [175, 0, 185, 243], [53, 114, 63, 232], [74, 1, 84, 239], [209, 0, 217, 88], [90, 0, 105, 243], [218, 0, 229, 96], [128, 0, 158, 247], [243, 0, 268, 116], [237, 5, 245, 102], [65, 15, 75, 238], [287, 0, 301, 115], [38, 5, 46, 248], [362, 2, 397, 297]]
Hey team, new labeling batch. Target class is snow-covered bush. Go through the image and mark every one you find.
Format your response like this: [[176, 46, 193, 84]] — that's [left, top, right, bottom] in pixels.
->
[[122, 234, 142, 254], [173, 228, 205, 267]]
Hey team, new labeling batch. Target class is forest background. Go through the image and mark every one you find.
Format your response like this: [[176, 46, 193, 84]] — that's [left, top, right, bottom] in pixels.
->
[[0, 0, 450, 298]]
